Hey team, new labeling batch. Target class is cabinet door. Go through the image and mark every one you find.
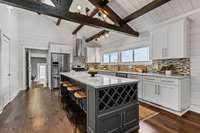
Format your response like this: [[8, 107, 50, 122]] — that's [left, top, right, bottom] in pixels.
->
[[159, 84, 180, 111], [143, 81, 157, 104], [167, 21, 184, 58], [97, 112, 122, 133], [152, 27, 167, 59], [95, 47, 101, 63], [50, 44, 61, 53], [138, 76, 143, 99], [122, 105, 139, 132], [87, 47, 96, 63], [60, 45, 71, 54]]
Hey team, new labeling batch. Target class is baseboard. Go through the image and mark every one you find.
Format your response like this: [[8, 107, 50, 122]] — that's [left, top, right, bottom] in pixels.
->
[[0, 108, 2, 114], [190, 105, 200, 114], [139, 99, 190, 116], [0, 89, 21, 115], [20, 88, 27, 91]]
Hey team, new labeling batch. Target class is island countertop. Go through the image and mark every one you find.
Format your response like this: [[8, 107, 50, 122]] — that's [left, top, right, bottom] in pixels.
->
[[60, 72, 139, 88]]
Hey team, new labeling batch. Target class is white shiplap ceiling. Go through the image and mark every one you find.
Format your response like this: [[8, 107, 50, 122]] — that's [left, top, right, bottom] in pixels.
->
[[109, 0, 200, 31]]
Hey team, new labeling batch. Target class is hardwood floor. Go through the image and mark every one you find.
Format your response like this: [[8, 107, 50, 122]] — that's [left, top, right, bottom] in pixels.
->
[[0, 87, 200, 133], [136, 103, 200, 133]]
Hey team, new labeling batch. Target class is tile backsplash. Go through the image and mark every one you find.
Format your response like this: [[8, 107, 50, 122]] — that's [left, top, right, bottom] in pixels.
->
[[88, 58, 190, 75], [152, 58, 190, 75]]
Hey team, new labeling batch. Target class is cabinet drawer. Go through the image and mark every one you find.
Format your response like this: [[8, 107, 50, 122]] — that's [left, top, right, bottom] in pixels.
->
[[97, 112, 122, 133], [143, 76, 157, 82], [128, 74, 140, 79], [159, 78, 179, 86]]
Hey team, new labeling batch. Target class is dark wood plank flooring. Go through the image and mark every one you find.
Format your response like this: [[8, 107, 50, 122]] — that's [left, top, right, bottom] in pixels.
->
[[0, 87, 200, 133]]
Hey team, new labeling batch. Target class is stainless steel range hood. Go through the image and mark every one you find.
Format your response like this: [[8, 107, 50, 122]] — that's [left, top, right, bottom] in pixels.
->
[[73, 39, 86, 57]]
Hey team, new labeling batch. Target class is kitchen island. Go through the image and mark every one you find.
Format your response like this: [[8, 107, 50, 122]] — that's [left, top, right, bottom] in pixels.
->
[[60, 72, 139, 133]]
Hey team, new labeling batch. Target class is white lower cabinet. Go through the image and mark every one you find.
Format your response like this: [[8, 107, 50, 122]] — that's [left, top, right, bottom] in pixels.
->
[[142, 76, 190, 114], [159, 83, 179, 111], [143, 81, 157, 103]]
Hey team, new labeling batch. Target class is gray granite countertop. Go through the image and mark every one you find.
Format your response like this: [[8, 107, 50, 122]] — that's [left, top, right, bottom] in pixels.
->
[[60, 72, 139, 88], [98, 70, 190, 79]]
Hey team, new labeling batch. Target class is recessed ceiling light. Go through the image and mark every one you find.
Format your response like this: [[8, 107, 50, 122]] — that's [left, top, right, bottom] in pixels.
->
[[97, 37, 100, 41], [105, 33, 109, 37], [103, 14, 107, 18], [77, 5, 82, 11], [101, 35, 105, 39]]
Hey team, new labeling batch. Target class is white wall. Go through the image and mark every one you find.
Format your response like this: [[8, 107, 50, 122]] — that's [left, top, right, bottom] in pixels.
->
[[17, 9, 76, 89], [0, 4, 20, 111], [18, 10, 76, 48], [189, 13, 200, 113]]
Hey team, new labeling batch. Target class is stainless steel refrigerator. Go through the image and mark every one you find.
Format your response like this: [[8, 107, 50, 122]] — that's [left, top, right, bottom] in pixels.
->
[[51, 53, 70, 88]]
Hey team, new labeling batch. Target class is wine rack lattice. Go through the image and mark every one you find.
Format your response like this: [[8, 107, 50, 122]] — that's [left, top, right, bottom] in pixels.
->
[[98, 84, 137, 113]]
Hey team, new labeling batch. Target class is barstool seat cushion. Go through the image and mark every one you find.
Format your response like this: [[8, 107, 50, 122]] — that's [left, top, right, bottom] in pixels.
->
[[67, 86, 80, 92], [60, 80, 70, 84], [74, 91, 87, 99], [63, 83, 74, 87]]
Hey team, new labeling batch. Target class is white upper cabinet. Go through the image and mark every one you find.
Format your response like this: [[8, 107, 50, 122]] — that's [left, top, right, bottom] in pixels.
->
[[49, 44, 72, 54], [95, 47, 101, 63], [152, 27, 168, 59], [151, 19, 190, 60], [87, 47, 101, 63]]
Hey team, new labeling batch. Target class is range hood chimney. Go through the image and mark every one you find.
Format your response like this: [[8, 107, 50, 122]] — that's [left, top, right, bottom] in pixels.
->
[[73, 38, 86, 57]]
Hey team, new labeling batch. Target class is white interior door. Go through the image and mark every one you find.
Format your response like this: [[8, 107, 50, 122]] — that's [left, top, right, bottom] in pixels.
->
[[37, 63, 47, 86], [0, 34, 11, 109]]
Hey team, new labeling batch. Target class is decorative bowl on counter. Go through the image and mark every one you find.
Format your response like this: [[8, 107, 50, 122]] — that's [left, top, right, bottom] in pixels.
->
[[88, 70, 98, 77]]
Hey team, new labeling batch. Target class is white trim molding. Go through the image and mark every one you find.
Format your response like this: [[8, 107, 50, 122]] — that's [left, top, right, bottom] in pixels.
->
[[190, 105, 200, 114]]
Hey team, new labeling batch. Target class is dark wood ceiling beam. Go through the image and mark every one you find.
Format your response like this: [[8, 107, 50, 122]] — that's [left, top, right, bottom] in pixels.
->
[[51, 0, 73, 11], [86, 30, 109, 43], [56, 18, 62, 25], [72, 8, 99, 35], [0, 0, 138, 36], [88, 0, 121, 26], [55, 0, 73, 26], [122, 0, 171, 24], [88, 0, 139, 36]]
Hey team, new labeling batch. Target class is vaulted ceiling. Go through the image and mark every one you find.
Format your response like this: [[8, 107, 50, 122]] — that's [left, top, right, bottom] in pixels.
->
[[69, 0, 200, 44], [109, 0, 200, 31], [71, 0, 200, 32], [2, 0, 200, 46]]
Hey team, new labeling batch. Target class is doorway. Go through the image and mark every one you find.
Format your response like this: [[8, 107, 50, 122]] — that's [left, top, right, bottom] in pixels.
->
[[25, 49, 48, 89], [31, 57, 47, 87], [0, 33, 11, 110]]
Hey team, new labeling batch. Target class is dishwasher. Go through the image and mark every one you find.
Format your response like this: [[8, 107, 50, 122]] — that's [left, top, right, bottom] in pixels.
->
[[115, 72, 128, 78]]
